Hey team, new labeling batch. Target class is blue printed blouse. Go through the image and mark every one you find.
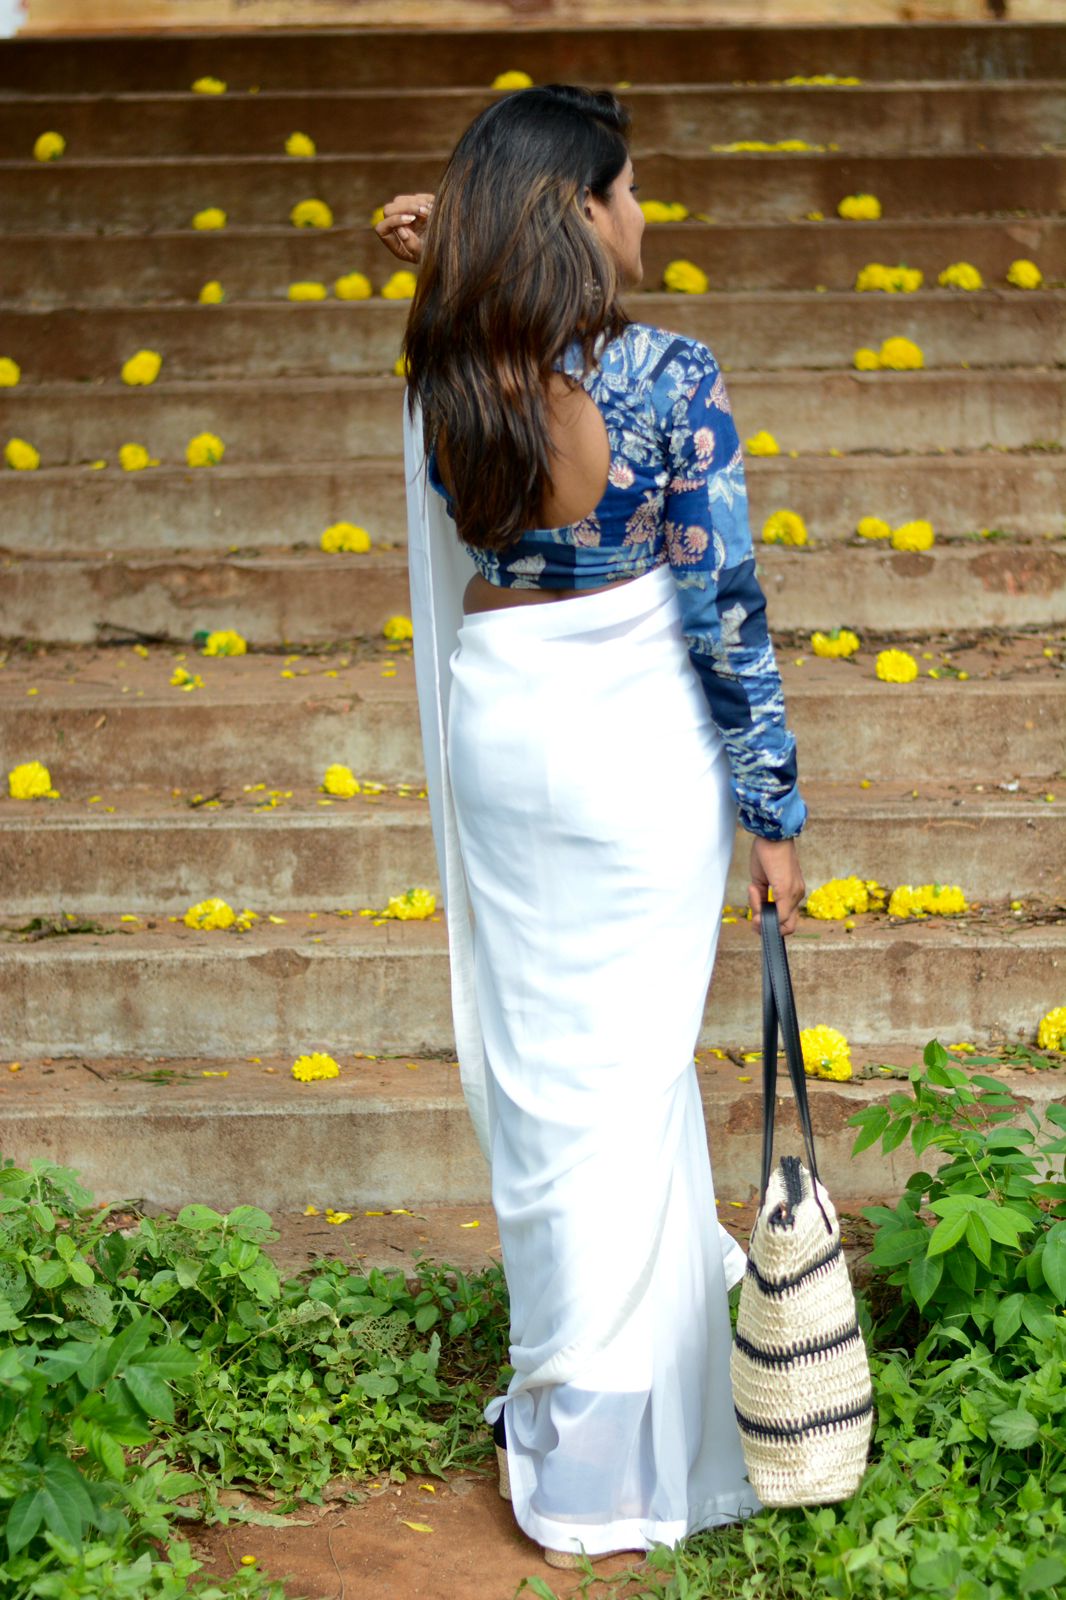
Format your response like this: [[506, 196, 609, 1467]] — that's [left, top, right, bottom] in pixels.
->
[[427, 321, 807, 841]]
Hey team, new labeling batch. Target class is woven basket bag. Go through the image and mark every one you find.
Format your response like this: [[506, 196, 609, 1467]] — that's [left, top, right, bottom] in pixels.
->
[[729, 901, 875, 1507]]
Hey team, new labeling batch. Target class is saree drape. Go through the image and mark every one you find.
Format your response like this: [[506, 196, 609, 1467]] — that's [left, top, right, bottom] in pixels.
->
[[403, 398, 762, 1556]]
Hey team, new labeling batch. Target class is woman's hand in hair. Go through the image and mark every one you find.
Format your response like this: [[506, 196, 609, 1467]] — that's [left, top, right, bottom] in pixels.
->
[[747, 837, 806, 938], [374, 194, 435, 262]]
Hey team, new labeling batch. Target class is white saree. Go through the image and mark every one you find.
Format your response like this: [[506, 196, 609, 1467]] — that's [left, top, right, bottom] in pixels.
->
[[403, 398, 762, 1557]]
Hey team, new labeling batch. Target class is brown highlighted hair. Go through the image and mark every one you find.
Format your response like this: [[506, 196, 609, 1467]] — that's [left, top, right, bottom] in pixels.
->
[[403, 84, 631, 551]]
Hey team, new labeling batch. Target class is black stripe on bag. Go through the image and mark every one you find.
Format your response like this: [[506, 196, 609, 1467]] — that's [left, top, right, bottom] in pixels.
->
[[744, 1236, 843, 1295], [733, 1321, 862, 1367], [733, 1394, 874, 1443]]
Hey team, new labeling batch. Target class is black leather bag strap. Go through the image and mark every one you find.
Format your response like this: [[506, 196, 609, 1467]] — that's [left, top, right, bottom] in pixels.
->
[[759, 901, 833, 1231]]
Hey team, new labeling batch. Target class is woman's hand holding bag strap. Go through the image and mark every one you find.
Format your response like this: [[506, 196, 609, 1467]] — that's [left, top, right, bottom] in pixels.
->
[[728, 901, 875, 1507]]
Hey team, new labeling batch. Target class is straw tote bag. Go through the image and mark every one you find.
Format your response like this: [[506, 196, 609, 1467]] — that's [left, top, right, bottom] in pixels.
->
[[728, 901, 875, 1506]]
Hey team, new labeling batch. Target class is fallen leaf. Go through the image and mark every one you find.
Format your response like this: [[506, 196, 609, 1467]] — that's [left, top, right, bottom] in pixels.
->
[[400, 1521, 433, 1534]]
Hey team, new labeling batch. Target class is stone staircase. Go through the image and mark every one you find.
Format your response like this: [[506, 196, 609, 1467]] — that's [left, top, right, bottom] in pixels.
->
[[1, 23, 1064, 1229]]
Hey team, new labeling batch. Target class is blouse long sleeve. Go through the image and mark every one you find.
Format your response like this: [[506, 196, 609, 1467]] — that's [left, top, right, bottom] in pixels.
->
[[651, 338, 807, 841]]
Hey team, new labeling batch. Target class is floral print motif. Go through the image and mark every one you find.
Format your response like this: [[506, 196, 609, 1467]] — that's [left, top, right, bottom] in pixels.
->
[[427, 321, 806, 840]]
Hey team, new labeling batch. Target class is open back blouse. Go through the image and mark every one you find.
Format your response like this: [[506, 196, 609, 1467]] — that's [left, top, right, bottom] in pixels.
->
[[426, 321, 807, 842]]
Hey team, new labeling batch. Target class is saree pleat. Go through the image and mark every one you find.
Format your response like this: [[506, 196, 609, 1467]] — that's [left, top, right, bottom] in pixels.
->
[[403, 400, 762, 1557]]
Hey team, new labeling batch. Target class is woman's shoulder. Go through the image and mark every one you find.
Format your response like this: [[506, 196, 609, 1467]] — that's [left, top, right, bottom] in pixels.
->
[[606, 321, 721, 392]]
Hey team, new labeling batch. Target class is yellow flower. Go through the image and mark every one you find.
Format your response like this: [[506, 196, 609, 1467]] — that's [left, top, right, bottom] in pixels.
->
[[890, 519, 934, 552], [285, 131, 316, 157], [4, 438, 40, 471], [369, 206, 385, 226], [761, 510, 808, 547], [121, 349, 162, 386], [191, 76, 226, 93], [876, 648, 918, 684], [184, 897, 236, 930], [198, 280, 225, 304], [8, 760, 59, 800], [806, 876, 881, 920], [292, 1051, 341, 1082], [811, 627, 860, 659], [119, 442, 152, 471], [335, 271, 372, 300], [202, 628, 247, 657], [186, 431, 225, 467], [381, 888, 437, 921], [785, 73, 862, 85], [170, 666, 205, 689], [888, 883, 968, 918], [938, 261, 984, 291], [878, 337, 924, 370], [805, 210, 824, 221], [288, 281, 328, 301], [0, 358, 20, 386], [639, 199, 689, 223], [33, 131, 66, 162], [492, 70, 533, 89], [384, 614, 414, 641], [663, 259, 709, 294], [290, 198, 333, 229], [856, 516, 891, 540], [855, 263, 922, 292], [381, 269, 417, 300], [1006, 258, 1043, 290], [712, 139, 820, 153], [853, 347, 880, 371], [192, 207, 227, 230], [1037, 1006, 1066, 1051], [800, 1025, 852, 1080], [393, 354, 409, 378], [320, 521, 371, 553], [837, 193, 881, 220], [745, 430, 780, 456], [322, 763, 361, 798]]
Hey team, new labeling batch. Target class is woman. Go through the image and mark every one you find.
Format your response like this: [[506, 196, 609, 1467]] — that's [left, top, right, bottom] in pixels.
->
[[377, 85, 807, 1568]]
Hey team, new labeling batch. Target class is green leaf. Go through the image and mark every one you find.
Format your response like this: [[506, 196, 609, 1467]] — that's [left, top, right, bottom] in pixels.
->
[[31, 1202, 55, 1233], [175, 1256, 203, 1289], [122, 1363, 176, 1422], [176, 1203, 224, 1231], [907, 1251, 943, 1310], [965, 1212, 992, 1267], [927, 1212, 969, 1256], [867, 1228, 930, 1268], [6, 1487, 45, 1555], [992, 1293, 1025, 1345], [414, 1304, 440, 1333], [925, 1061, 956, 1089], [972, 1199, 1034, 1246], [40, 1457, 95, 1545], [227, 1204, 274, 1237], [945, 1247, 977, 1297], [909, 1547, 961, 1590], [1041, 1225, 1066, 1301], [1020, 1556, 1066, 1594], [29, 1257, 68, 1290], [228, 1239, 259, 1272], [67, 1257, 94, 1287], [923, 1039, 950, 1072], [55, 1232, 76, 1262], [988, 1407, 1039, 1449], [881, 1115, 912, 1154], [849, 1107, 890, 1155], [1020, 1295, 1059, 1340]]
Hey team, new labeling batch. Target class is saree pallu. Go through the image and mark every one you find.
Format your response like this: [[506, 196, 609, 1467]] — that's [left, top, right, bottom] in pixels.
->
[[403, 400, 762, 1557]]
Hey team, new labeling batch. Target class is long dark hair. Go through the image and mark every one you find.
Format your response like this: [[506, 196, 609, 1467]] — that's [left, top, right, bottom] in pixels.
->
[[403, 84, 631, 551]]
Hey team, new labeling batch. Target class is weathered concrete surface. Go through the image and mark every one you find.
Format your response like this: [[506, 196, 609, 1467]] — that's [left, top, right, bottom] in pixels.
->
[[5, 219, 1063, 306], [4, 371, 1063, 461], [3, 152, 1064, 233], [0, 1050, 1061, 1210], [1, 916, 1064, 1058], [5, 293, 1064, 379], [1, 783, 1064, 911], [2, 454, 1061, 553], [1, 654, 1063, 781], [2, 83, 1064, 159], [3, 540, 1065, 643], [4, 25, 1064, 93]]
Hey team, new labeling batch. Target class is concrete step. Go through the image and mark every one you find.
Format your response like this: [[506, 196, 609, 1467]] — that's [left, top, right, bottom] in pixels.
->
[[1, 910, 1063, 1059], [5, 219, 1063, 305], [3, 372, 1063, 462], [1, 642, 1063, 783], [5, 293, 1065, 381], [1, 1047, 1061, 1212], [3, 82, 1064, 158], [4, 24, 1063, 93], [2, 151, 1064, 233], [3, 541, 1065, 644], [2, 454, 1061, 553], [2, 779, 1063, 912]]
